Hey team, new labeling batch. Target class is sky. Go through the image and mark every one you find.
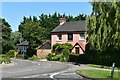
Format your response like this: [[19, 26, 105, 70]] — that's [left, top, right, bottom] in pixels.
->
[[1, 2, 92, 32]]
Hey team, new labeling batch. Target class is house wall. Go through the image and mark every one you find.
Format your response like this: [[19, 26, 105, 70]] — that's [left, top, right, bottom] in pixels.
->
[[51, 33, 86, 54], [37, 49, 51, 59]]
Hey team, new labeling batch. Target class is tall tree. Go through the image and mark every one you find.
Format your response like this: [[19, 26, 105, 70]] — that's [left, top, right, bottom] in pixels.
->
[[86, 2, 120, 66], [10, 31, 23, 50], [18, 16, 45, 56], [0, 18, 13, 54]]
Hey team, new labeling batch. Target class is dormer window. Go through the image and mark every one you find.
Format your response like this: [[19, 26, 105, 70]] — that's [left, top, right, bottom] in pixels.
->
[[80, 33, 85, 40], [57, 34, 62, 41]]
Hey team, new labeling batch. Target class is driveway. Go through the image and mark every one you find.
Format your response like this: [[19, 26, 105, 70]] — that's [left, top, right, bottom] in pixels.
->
[[1, 59, 91, 80]]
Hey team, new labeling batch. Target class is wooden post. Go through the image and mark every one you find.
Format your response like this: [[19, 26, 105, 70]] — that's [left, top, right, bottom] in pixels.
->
[[111, 63, 115, 78]]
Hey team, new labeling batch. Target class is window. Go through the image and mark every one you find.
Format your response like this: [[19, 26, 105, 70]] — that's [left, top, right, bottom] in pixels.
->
[[68, 33, 73, 40], [57, 34, 62, 41], [80, 33, 85, 40]]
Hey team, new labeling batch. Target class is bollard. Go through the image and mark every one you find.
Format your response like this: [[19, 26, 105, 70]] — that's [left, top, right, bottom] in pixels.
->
[[111, 63, 115, 78]]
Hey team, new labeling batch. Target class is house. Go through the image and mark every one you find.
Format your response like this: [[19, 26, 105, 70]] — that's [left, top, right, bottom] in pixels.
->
[[36, 40, 51, 58], [18, 40, 29, 57], [51, 18, 87, 54]]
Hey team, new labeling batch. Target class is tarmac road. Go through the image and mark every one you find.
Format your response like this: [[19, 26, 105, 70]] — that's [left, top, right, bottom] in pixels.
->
[[1, 59, 91, 80]]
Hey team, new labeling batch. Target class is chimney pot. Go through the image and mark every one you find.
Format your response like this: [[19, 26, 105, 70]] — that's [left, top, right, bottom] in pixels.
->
[[59, 18, 66, 25]]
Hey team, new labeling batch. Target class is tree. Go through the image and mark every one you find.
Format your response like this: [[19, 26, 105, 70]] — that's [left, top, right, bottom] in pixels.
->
[[86, 2, 120, 66], [10, 31, 23, 50], [0, 18, 14, 54], [18, 16, 46, 57]]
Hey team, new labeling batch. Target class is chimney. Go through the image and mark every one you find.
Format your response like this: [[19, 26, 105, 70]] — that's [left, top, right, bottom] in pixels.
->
[[59, 18, 66, 25]]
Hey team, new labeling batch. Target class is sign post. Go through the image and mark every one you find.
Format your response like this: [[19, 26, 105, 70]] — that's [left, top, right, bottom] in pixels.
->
[[111, 63, 115, 78]]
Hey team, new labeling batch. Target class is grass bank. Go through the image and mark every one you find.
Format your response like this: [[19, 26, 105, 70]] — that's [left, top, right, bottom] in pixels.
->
[[77, 70, 120, 79]]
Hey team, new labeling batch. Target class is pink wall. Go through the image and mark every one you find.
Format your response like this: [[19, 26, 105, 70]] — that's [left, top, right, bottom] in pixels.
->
[[51, 33, 86, 54]]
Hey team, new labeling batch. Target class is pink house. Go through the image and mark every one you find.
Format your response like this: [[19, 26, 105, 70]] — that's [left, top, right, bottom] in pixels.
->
[[51, 18, 87, 54]]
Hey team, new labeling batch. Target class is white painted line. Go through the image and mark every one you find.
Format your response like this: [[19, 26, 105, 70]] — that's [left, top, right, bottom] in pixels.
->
[[50, 72, 60, 78], [22, 75, 40, 78], [42, 74, 47, 76]]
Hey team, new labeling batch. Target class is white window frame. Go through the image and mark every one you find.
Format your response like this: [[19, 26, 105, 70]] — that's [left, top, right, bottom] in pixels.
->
[[79, 33, 85, 40], [57, 34, 62, 41]]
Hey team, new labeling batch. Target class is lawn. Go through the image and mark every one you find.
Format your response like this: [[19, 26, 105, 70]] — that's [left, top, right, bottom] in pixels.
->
[[78, 70, 120, 79]]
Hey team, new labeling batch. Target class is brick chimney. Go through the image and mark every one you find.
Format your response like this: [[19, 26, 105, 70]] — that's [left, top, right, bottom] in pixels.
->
[[59, 18, 66, 25]]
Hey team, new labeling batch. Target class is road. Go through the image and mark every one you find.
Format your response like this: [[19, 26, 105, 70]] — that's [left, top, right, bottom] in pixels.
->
[[1, 59, 91, 80]]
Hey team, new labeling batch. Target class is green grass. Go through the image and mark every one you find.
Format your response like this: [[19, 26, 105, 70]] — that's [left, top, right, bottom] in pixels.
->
[[87, 64, 118, 70], [78, 70, 120, 79]]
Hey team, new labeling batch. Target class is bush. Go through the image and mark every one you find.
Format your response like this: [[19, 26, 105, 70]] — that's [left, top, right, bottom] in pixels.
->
[[47, 43, 73, 62], [0, 54, 11, 64], [46, 53, 56, 61], [28, 55, 38, 60], [7, 50, 15, 58]]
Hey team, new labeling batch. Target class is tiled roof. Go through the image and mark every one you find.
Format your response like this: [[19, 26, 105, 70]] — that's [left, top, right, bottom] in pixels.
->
[[18, 40, 29, 46], [36, 40, 51, 50], [51, 20, 86, 33]]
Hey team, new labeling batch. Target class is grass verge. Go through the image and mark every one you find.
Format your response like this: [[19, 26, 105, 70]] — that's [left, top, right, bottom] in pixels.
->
[[77, 70, 120, 79]]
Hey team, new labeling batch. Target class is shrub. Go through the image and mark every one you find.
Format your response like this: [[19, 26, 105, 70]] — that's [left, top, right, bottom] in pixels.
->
[[47, 43, 73, 62], [28, 55, 38, 60], [0, 54, 11, 64], [7, 50, 15, 58], [46, 53, 56, 61], [61, 49, 70, 62]]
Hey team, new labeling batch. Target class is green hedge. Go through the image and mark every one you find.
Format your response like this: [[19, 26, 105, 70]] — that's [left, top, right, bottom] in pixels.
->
[[0, 54, 11, 64], [68, 53, 86, 63]]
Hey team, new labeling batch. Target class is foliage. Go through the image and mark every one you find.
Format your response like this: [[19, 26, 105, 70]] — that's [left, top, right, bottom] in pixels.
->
[[47, 43, 73, 62], [6, 50, 15, 58], [10, 31, 23, 50], [86, 2, 120, 66], [28, 55, 38, 60], [0, 54, 11, 64], [46, 53, 56, 61], [0, 18, 14, 54], [19, 16, 46, 57]]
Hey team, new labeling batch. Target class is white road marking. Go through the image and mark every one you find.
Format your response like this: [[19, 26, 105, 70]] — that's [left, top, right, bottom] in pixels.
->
[[50, 72, 60, 78], [22, 75, 40, 78]]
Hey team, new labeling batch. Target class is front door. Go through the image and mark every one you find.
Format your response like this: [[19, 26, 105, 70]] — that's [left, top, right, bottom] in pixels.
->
[[75, 47, 79, 54]]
